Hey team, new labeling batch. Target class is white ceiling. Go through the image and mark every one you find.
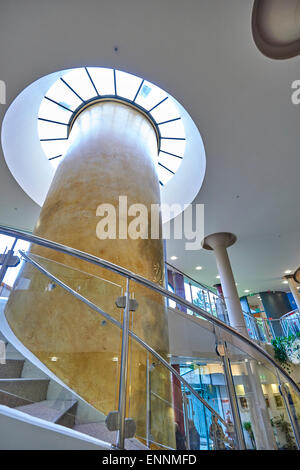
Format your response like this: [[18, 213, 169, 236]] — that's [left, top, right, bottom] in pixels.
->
[[0, 0, 300, 296]]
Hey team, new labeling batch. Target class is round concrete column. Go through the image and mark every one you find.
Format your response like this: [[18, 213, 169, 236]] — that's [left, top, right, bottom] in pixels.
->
[[5, 101, 174, 447], [202, 232, 247, 335], [284, 275, 300, 310]]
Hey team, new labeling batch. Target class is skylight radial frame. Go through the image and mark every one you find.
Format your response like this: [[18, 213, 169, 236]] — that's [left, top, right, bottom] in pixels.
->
[[39, 67, 187, 186]]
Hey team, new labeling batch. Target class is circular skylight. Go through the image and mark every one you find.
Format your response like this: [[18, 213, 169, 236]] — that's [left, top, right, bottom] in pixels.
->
[[38, 67, 186, 186]]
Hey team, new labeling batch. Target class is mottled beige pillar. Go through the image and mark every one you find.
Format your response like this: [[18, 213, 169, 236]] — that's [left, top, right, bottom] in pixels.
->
[[5, 101, 175, 448]]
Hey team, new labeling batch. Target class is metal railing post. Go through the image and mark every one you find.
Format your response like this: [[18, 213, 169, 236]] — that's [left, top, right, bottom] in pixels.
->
[[207, 291, 213, 315], [146, 351, 151, 448], [182, 387, 191, 450], [0, 238, 18, 285], [116, 277, 131, 449], [217, 341, 246, 450]]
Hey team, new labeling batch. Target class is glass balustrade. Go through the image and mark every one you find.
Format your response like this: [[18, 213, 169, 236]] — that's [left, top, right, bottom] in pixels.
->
[[0, 229, 299, 450]]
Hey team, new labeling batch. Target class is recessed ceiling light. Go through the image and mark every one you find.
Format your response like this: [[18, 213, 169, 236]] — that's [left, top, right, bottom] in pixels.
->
[[195, 266, 202, 270], [282, 280, 288, 284], [50, 356, 58, 362], [216, 275, 220, 279], [170, 256, 178, 261], [284, 270, 292, 274], [244, 289, 250, 293]]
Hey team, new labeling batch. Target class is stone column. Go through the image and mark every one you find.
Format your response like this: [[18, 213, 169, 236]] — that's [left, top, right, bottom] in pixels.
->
[[202, 232, 247, 335], [5, 101, 174, 448], [284, 275, 300, 310]]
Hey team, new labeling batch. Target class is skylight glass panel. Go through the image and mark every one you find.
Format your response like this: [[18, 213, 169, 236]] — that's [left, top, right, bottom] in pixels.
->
[[39, 67, 188, 187], [41, 140, 69, 159], [115, 70, 142, 101], [46, 79, 82, 111], [158, 166, 173, 185], [62, 68, 97, 101], [87, 68, 115, 96], [135, 80, 166, 111], [160, 139, 186, 157], [158, 119, 185, 139], [150, 98, 179, 123], [158, 152, 181, 174], [38, 120, 68, 140], [39, 99, 71, 124]]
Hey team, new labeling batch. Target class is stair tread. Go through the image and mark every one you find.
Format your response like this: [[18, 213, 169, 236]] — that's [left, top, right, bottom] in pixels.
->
[[0, 359, 25, 378], [16, 399, 77, 422], [73, 422, 148, 450]]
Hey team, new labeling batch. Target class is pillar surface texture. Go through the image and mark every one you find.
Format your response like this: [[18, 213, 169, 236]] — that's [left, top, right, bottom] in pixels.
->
[[5, 101, 174, 447], [202, 232, 248, 335]]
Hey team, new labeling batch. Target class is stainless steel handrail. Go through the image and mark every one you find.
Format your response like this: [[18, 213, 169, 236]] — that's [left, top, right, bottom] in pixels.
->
[[20, 250, 227, 427], [0, 224, 299, 396], [280, 308, 300, 321], [167, 261, 256, 329], [166, 261, 218, 296]]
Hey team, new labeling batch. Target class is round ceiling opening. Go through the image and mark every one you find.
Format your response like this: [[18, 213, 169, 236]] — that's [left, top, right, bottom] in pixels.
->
[[1, 66, 206, 223]]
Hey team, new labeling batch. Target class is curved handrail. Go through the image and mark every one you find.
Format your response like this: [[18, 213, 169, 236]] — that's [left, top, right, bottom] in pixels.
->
[[20, 250, 227, 427], [166, 261, 218, 296], [280, 308, 300, 321], [166, 261, 257, 326], [0, 224, 299, 396]]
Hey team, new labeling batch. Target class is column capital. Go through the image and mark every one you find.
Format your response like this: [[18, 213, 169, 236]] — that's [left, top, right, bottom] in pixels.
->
[[294, 267, 300, 284], [202, 232, 237, 251]]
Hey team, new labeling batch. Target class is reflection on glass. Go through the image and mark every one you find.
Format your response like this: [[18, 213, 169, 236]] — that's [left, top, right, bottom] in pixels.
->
[[46, 79, 82, 111], [135, 80, 166, 111]]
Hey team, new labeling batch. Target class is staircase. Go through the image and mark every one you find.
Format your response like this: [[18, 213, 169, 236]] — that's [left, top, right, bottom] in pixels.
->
[[0, 330, 147, 449]]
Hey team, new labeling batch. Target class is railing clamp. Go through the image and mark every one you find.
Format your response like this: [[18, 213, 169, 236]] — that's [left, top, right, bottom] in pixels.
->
[[105, 411, 136, 439], [115, 296, 138, 311], [215, 342, 225, 357]]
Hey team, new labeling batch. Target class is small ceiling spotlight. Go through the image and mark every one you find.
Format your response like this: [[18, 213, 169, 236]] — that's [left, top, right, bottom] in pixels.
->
[[284, 270, 292, 274], [282, 280, 288, 284], [244, 289, 250, 293], [170, 256, 178, 260], [195, 266, 202, 270], [216, 275, 220, 279], [50, 356, 58, 362]]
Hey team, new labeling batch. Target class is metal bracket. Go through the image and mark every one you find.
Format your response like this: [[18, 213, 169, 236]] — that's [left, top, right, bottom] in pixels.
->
[[105, 411, 136, 438], [0, 252, 20, 268], [215, 343, 225, 357], [115, 296, 138, 311]]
